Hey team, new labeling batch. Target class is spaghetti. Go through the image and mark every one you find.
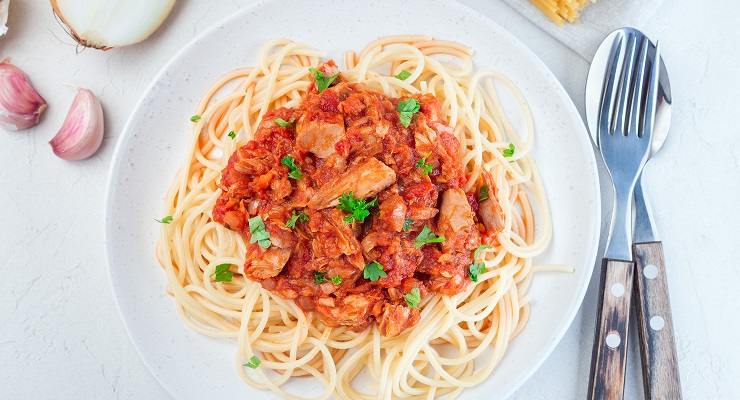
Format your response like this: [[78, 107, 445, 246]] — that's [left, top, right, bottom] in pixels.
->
[[156, 36, 552, 399]]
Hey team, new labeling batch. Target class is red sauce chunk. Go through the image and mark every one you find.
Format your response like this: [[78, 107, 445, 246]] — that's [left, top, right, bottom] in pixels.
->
[[213, 62, 504, 336]]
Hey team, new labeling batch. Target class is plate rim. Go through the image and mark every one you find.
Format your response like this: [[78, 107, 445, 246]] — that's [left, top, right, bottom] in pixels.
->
[[104, 1, 601, 398]]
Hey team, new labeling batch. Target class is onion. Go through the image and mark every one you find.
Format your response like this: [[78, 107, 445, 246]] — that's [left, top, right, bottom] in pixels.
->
[[0, 0, 9, 38], [49, 88, 104, 160], [51, 0, 176, 50]]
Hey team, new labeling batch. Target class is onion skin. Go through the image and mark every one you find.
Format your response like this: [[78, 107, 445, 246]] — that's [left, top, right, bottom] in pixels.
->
[[0, 60, 47, 130], [49, 88, 104, 161]]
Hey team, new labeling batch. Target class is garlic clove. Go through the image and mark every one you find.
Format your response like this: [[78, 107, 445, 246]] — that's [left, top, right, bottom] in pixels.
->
[[49, 88, 104, 161], [0, 59, 47, 130], [51, 0, 176, 50]]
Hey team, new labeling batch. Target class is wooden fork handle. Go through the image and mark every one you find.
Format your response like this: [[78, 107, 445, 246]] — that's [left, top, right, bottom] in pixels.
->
[[633, 241, 683, 399], [588, 259, 634, 400]]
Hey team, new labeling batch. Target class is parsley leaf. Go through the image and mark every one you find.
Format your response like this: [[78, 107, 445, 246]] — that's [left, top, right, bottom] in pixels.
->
[[274, 117, 295, 128], [416, 157, 433, 175], [363, 261, 388, 282], [478, 185, 489, 202], [285, 210, 308, 229], [227, 130, 236, 139], [397, 98, 421, 128], [212, 263, 233, 282], [281, 155, 303, 180], [313, 271, 327, 284], [156, 215, 173, 224], [402, 218, 413, 232], [414, 226, 445, 248], [248, 215, 271, 249], [190, 114, 201, 122], [468, 245, 492, 282], [243, 356, 261, 369], [503, 143, 515, 158], [331, 275, 343, 285], [309, 67, 339, 92], [404, 287, 421, 308], [337, 192, 378, 224], [395, 70, 412, 80]]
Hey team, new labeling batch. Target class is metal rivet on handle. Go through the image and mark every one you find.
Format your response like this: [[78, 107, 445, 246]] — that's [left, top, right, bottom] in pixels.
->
[[643, 264, 658, 279], [650, 315, 665, 331], [605, 332, 621, 349], [610, 283, 625, 297]]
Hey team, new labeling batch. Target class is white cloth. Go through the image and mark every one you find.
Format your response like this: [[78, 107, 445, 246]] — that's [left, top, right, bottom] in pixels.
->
[[501, 0, 666, 60]]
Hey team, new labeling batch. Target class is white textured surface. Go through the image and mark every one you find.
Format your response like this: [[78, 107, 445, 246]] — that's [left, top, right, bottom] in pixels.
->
[[1, 1, 738, 399]]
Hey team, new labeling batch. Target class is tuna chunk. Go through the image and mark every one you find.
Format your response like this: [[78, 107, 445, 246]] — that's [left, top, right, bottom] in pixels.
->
[[295, 113, 345, 158], [307, 158, 397, 209]]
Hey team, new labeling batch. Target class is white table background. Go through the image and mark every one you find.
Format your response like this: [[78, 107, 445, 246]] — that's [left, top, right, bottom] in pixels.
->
[[1, 1, 738, 399]]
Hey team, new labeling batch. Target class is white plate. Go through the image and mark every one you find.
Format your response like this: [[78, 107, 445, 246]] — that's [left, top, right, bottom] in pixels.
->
[[104, 1, 600, 399]]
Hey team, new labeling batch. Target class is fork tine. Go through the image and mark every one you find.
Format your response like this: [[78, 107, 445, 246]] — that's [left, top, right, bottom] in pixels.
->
[[643, 41, 662, 139], [628, 36, 650, 137], [613, 33, 638, 136], [599, 33, 624, 138]]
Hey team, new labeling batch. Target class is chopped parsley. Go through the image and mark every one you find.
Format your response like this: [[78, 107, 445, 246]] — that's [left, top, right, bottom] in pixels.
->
[[337, 192, 378, 224], [395, 70, 412, 80], [331, 275, 343, 285], [416, 157, 433, 175], [313, 271, 327, 284], [309, 67, 339, 92], [281, 155, 303, 180], [285, 211, 308, 229], [478, 185, 489, 202], [413, 226, 445, 248], [248, 215, 271, 249], [468, 245, 492, 282], [503, 143, 515, 158], [402, 218, 413, 232], [397, 98, 420, 128], [155, 215, 173, 224], [404, 287, 421, 308], [274, 117, 295, 128], [227, 130, 236, 139], [363, 261, 388, 282], [243, 356, 261, 369], [190, 114, 201, 122], [212, 263, 233, 283]]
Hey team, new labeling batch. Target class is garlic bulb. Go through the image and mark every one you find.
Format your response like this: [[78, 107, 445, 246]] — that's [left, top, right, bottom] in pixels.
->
[[49, 88, 104, 160], [51, 0, 176, 50], [0, 59, 47, 130]]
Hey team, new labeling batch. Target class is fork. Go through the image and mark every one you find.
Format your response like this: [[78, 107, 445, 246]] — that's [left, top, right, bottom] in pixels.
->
[[587, 32, 661, 400]]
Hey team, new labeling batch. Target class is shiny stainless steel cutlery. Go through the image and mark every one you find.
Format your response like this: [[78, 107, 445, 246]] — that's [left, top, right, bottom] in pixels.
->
[[585, 28, 681, 400]]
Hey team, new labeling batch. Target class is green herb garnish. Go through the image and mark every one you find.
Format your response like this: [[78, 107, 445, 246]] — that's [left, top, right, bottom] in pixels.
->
[[414, 226, 445, 248], [248, 215, 271, 249], [274, 117, 295, 128], [395, 70, 412, 80], [156, 215, 173, 224], [313, 271, 327, 284], [190, 114, 201, 122], [337, 192, 378, 224], [478, 185, 489, 202], [309, 67, 339, 92], [404, 287, 421, 308], [331, 275, 343, 285], [281, 155, 303, 180], [503, 143, 515, 158], [243, 356, 261, 369], [212, 263, 233, 282], [416, 157, 433, 175], [227, 130, 236, 139], [285, 211, 308, 229], [363, 261, 388, 282], [402, 218, 413, 232], [468, 245, 492, 282], [397, 98, 420, 128]]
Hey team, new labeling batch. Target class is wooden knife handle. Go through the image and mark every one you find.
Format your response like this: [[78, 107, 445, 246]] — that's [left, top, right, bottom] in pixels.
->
[[633, 241, 683, 399], [588, 259, 634, 400]]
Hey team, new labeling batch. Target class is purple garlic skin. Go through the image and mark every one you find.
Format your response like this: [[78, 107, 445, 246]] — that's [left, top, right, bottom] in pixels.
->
[[0, 59, 47, 130], [49, 88, 104, 161]]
